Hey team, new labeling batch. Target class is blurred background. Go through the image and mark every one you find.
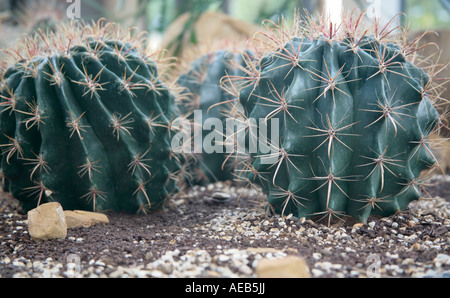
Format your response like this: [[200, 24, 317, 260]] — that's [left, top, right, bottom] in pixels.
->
[[0, 0, 449, 52]]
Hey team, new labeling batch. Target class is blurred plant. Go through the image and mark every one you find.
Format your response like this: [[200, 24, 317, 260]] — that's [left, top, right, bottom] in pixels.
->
[[406, 0, 450, 30], [439, 0, 450, 12], [252, 0, 320, 25], [353, 0, 450, 30], [0, 0, 65, 50], [164, 0, 224, 57], [84, 0, 223, 32], [84, 0, 226, 56], [15, 0, 65, 34]]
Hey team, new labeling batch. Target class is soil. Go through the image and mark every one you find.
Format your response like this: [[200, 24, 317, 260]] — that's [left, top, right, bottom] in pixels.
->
[[0, 175, 449, 278]]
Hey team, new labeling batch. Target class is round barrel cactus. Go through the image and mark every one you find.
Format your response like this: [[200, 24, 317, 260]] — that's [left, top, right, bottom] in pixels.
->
[[176, 50, 252, 185], [0, 20, 181, 213], [230, 13, 443, 224]]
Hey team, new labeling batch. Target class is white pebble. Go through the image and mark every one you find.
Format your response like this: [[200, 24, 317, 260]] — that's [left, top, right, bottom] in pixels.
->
[[218, 255, 230, 262], [312, 253, 322, 260], [311, 269, 324, 277]]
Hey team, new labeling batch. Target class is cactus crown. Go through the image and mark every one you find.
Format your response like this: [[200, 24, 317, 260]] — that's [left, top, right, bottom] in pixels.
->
[[1, 18, 171, 73], [224, 11, 448, 224]]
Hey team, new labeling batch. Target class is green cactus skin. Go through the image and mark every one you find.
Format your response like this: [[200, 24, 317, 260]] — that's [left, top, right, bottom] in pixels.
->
[[0, 22, 180, 213], [234, 31, 440, 224], [176, 50, 250, 185]]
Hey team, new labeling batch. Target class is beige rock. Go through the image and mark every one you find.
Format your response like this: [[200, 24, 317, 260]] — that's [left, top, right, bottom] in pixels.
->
[[247, 247, 280, 254], [428, 133, 450, 174], [410, 30, 450, 138], [64, 210, 109, 228], [27, 202, 67, 241], [255, 256, 311, 278], [353, 223, 364, 229]]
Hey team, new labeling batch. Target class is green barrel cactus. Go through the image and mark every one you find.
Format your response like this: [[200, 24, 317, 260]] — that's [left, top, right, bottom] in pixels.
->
[[176, 50, 252, 185], [231, 13, 442, 224], [0, 20, 181, 213]]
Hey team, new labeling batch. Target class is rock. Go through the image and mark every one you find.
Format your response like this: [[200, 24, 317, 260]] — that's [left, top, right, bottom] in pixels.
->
[[411, 242, 422, 251], [247, 247, 280, 254], [434, 254, 450, 266], [312, 252, 322, 260], [217, 255, 230, 262], [255, 256, 311, 278], [64, 210, 109, 228], [353, 223, 364, 229], [27, 202, 67, 241], [157, 263, 173, 274], [208, 192, 232, 203]]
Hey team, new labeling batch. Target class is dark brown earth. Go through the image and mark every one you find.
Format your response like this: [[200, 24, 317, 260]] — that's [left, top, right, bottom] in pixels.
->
[[0, 175, 449, 278]]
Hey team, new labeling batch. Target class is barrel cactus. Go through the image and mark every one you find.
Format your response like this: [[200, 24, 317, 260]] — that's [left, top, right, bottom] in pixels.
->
[[229, 12, 444, 224], [176, 49, 252, 185], [0, 20, 181, 213]]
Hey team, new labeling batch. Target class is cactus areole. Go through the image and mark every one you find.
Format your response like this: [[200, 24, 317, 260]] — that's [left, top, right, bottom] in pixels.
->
[[231, 13, 443, 224], [0, 20, 181, 213]]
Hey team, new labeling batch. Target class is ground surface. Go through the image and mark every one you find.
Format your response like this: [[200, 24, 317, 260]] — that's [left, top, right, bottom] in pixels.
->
[[0, 175, 449, 278]]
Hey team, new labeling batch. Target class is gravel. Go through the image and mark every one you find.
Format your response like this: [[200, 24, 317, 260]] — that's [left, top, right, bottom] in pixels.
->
[[0, 175, 449, 278]]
